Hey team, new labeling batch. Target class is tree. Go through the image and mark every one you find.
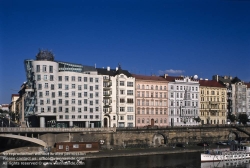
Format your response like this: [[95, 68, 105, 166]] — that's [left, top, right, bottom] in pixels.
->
[[238, 114, 249, 125], [228, 114, 236, 123], [194, 116, 201, 123]]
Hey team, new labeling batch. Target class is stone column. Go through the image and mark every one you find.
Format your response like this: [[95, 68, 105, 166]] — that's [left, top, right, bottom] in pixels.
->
[[40, 117, 45, 127], [69, 121, 73, 127], [85, 121, 89, 128]]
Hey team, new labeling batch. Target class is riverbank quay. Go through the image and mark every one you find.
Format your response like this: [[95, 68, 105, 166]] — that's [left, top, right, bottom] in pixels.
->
[[85, 144, 229, 159]]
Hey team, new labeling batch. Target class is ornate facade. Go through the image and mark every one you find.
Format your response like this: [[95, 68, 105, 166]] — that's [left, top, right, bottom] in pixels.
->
[[199, 80, 227, 124]]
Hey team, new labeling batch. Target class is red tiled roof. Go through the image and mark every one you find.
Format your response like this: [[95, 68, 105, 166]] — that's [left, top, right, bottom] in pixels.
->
[[163, 76, 184, 82], [11, 94, 19, 97], [199, 80, 226, 88], [245, 83, 250, 88], [132, 74, 167, 81]]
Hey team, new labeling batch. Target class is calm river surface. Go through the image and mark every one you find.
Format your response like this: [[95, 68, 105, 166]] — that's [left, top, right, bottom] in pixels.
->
[[1, 152, 249, 168]]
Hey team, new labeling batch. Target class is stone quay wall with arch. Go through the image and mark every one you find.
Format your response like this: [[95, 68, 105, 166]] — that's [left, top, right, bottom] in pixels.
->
[[37, 125, 250, 149]]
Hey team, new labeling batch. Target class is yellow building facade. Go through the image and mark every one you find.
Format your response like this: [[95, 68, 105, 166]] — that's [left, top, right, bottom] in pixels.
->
[[199, 80, 227, 125]]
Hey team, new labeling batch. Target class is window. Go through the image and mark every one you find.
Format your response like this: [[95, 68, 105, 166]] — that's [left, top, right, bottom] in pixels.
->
[[127, 90, 133, 95], [127, 115, 133, 120], [84, 77, 87, 82], [127, 107, 133, 112], [72, 99, 75, 104], [127, 98, 134, 103], [78, 77, 82, 81], [72, 91, 75, 96], [127, 82, 133, 87], [50, 75, 54, 81], [95, 107, 99, 112], [95, 78, 99, 83], [120, 81, 124, 86], [72, 76, 75, 81], [72, 115, 75, 119], [43, 65, 47, 72], [46, 91, 49, 96], [90, 86, 93, 91], [65, 76, 69, 81], [73, 144, 79, 148], [49, 66, 53, 73], [59, 115, 63, 119], [90, 78, 93, 82], [78, 115, 81, 119], [59, 145, 63, 149], [120, 98, 125, 103], [65, 92, 69, 97], [90, 93, 93, 98], [95, 85, 99, 90], [36, 65, 40, 72], [38, 84, 42, 90], [120, 107, 125, 112], [170, 85, 174, 90], [44, 75, 48, 80], [120, 90, 125, 95], [52, 92, 55, 98], [65, 85, 69, 90], [58, 76, 62, 81], [39, 92, 43, 97], [78, 85, 82, 90], [78, 93, 82, 98], [78, 108, 82, 113], [58, 84, 62, 89], [37, 74, 41, 81], [86, 144, 92, 148]]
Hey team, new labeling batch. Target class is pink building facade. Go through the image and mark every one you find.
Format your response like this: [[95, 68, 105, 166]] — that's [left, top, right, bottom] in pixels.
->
[[133, 74, 168, 127]]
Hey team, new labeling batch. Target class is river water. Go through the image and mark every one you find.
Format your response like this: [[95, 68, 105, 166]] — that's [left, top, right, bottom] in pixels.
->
[[1, 152, 249, 168]]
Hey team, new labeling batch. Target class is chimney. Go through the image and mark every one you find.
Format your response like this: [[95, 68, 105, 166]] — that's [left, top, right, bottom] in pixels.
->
[[164, 74, 168, 78], [107, 66, 110, 71]]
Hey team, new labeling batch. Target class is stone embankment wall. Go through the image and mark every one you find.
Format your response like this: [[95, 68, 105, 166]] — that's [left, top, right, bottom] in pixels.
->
[[39, 126, 250, 149]]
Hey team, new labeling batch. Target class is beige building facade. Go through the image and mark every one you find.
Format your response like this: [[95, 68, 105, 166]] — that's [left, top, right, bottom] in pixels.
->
[[133, 74, 168, 127], [199, 80, 227, 125]]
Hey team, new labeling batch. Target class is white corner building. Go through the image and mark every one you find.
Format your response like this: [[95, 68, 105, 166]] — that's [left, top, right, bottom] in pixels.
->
[[97, 65, 135, 127], [24, 50, 103, 128]]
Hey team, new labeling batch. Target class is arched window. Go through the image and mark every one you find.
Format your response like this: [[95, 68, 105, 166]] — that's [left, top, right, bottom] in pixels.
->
[[137, 118, 140, 123], [151, 85, 154, 90], [137, 84, 140, 89], [156, 85, 158, 90], [142, 85, 145, 89]]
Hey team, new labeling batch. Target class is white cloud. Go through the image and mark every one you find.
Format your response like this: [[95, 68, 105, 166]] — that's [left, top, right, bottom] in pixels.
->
[[158, 69, 185, 75]]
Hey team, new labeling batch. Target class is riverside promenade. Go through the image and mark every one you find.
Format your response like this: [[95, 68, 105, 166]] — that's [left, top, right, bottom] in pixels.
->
[[85, 144, 229, 159]]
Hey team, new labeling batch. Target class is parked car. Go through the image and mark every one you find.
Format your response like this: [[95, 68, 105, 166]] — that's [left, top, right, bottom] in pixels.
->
[[197, 142, 209, 147], [176, 143, 185, 148], [216, 141, 228, 146]]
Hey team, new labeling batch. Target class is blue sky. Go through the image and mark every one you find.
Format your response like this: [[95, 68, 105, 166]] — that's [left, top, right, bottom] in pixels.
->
[[0, 0, 249, 103]]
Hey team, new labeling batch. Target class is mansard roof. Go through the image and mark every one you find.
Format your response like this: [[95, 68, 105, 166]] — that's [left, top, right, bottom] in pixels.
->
[[199, 80, 226, 88], [96, 67, 132, 77], [132, 74, 166, 81], [163, 76, 184, 82]]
